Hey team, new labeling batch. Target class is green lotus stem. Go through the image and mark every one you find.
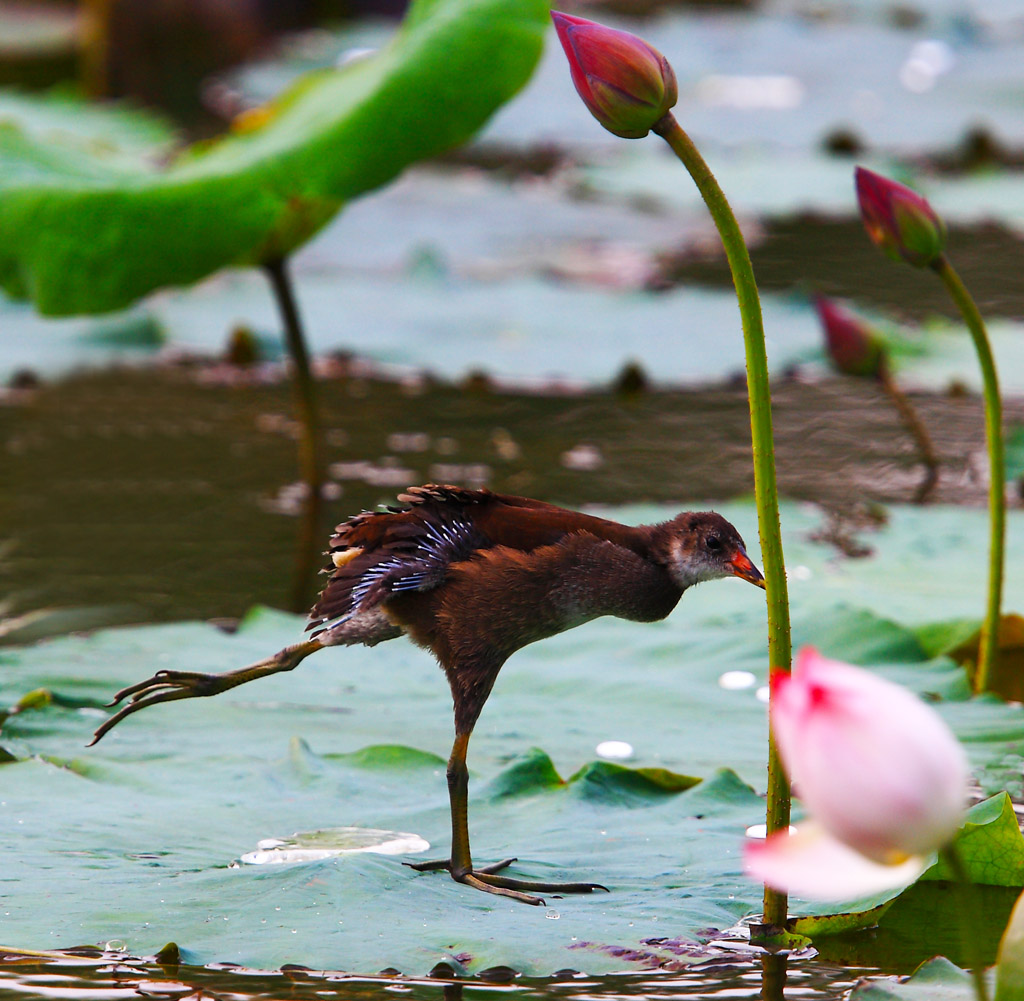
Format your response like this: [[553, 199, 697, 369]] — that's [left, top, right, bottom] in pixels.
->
[[941, 842, 992, 1001], [877, 365, 940, 503], [653, 113, 792, 928], [262, 256, 325, 613], [932, 256, 1004, 693], [80, 0, 115, 98]]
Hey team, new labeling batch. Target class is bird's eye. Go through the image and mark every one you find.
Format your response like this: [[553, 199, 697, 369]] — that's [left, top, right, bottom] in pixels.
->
[[706, 535, 723, 553]]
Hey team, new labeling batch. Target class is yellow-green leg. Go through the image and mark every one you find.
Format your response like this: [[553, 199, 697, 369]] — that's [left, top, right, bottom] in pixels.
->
[[406, 731, 608, 906]]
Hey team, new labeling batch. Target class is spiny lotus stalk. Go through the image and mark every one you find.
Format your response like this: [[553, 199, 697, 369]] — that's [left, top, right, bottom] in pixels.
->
[[552, 9, 793, 933]]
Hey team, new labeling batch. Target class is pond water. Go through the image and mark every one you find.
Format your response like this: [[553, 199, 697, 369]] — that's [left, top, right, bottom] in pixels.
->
[[4, 364, 1023, 630], [0, 949, 869, 1001]]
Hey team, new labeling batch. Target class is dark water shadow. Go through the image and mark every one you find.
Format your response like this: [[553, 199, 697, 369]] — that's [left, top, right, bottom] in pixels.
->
[[3, 364, 1022, 632], [0, 946, 873, 1001]]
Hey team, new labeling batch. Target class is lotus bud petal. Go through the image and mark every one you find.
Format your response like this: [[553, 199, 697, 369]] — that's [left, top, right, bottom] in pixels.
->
[[770, 647, 967, 863], [814, 295, 887, 378], [551, 11, 677, 140], [745, 821, 930, 900], [855, 166, 947, 268]]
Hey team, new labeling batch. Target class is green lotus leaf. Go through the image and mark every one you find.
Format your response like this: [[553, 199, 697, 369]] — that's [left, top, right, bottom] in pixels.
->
[[0, 0, 548, 315], [850, 957, 982, 1000]]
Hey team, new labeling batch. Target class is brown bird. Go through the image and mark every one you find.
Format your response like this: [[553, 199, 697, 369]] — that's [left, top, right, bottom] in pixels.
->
[[92, 485, 765, 905]]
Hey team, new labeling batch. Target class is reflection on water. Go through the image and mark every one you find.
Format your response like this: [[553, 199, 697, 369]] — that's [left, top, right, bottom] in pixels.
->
[[0, 946, 873, 1001]]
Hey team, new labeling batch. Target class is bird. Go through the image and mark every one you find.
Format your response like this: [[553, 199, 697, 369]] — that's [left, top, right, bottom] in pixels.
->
[[91, 484, 766, 905]]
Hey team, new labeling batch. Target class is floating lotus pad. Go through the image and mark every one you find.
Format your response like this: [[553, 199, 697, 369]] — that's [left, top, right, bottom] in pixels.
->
[[2, 503, 1024, 973]]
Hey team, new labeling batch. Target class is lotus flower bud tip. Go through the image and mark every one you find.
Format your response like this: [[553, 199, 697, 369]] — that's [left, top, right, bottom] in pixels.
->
[[551, 11, 677, 140], [855, 166, 946, 268], [814, 295, 887, 378]]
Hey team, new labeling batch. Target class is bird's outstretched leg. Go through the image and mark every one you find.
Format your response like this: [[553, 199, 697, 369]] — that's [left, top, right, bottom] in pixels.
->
[[89, 639, 323, 746], [405, 731, 608, 906]]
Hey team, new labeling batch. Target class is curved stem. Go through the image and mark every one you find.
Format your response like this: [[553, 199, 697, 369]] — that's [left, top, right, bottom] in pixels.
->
[[653, 114, 792, 928], [877, 365, 940, 503], [262, 257, 325, 613], [941, 843, 992, 1001], [933, 256, 1004, 693]]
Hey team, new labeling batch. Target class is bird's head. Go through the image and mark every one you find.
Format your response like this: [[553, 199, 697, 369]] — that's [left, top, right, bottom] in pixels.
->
[[655, 512, 766, 592]]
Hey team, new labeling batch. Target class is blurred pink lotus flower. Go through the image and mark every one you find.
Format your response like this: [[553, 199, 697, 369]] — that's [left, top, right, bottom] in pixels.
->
[[745, 647, 968, 899], [814, 295, 887, 378], [855, 166, 947, 268], [550, 11, 677, 139]]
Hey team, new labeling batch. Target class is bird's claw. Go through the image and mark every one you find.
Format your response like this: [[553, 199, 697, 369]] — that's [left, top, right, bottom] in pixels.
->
[[106, 670, 217, 707], [88, 640, 322, 748], [90, 671, 224, 746]]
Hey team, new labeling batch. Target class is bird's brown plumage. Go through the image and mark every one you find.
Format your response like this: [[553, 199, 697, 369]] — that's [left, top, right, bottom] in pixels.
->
[[307, 484, 755, 732], [308, 485, 646, 638]]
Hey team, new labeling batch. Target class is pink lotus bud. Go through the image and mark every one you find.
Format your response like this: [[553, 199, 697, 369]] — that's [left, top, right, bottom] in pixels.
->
[[814, 295, 886, 378], [855, 167, 947, 268], [551, 12, 677, 140], [773, 648, 967, 859], [744, 647, 968, 899]]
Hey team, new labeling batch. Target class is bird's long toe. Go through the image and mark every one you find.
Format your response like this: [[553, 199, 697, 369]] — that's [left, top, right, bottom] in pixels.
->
[[472, 872, 609, 894], [403, 856, 516, 874], [403, 858, 452, 872], [404, 856, 607, 905], [476, 857, 517, 875], [462, 873, 545, 905]]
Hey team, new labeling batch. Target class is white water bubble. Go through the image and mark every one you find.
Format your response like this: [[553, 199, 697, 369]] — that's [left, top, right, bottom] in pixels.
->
[[596, 740, 634, 760], [719, 670, 757, 690], [745, 824, 797, 839]]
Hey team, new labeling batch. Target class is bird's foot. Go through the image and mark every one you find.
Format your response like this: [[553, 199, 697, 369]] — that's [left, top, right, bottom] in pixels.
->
[[88, 640, 322, 746], [404, 857, 608, 906], [89, 670, 236, 745]]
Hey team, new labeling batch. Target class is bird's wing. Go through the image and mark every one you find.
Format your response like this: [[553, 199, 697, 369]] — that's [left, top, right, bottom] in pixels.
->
[[307, 485, 640, 636], [308, 486, 538, 634]]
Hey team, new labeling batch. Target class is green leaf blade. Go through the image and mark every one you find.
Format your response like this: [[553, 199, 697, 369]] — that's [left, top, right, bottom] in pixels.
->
[[0, 0, 548, 315]]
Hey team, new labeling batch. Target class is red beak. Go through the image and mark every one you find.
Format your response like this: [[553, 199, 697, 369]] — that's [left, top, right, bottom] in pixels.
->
[[730, 550, 766, 589]]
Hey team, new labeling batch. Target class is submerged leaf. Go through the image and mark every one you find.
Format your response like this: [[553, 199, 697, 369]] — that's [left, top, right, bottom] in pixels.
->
[[485, 748, 565, 798], [328, 743, 447, 771], [567, 760, 701, 803], [850, 956, 982, 999]]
